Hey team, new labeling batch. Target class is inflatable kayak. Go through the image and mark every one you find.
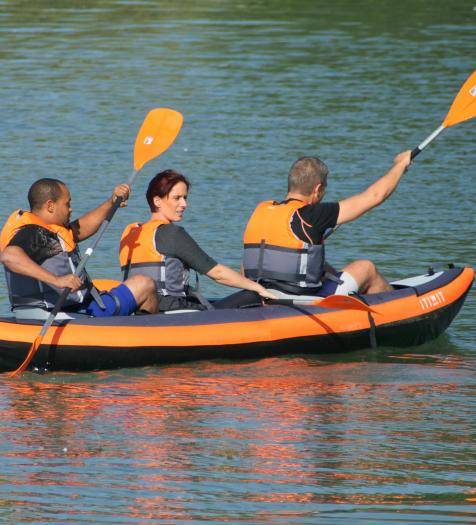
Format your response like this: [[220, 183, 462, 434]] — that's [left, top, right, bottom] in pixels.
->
[[0, 264, 473, 373]]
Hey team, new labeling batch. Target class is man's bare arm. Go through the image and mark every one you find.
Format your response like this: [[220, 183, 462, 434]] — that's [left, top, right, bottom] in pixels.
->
[[337, 150, 411, 225], [71, 183, 130, 242], [0, 245, 82, 291]]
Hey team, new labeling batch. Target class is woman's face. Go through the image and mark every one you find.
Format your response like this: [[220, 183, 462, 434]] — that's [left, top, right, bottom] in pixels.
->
[[153, 181, 188, 222]]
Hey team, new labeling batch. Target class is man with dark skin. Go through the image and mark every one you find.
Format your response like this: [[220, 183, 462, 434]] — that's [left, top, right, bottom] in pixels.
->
[[0, 178, 158, 316]]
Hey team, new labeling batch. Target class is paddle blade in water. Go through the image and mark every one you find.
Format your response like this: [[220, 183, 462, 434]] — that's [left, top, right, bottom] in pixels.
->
[[443, 70, 476, 128], [134, 108, 183, 171], [9, 335, 43, 377]]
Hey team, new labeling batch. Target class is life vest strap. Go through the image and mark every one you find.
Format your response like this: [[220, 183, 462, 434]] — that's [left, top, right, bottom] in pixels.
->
[[244, 242, 310, 254], [187, 272, 214, 310], [350, 292, 377, 348], [245, 269, 308, 283]]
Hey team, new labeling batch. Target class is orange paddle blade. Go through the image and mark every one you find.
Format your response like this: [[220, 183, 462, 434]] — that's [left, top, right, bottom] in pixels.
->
[[317, 294, 377, 313], [134, 108, 183, 171], [9, 335, 43, 377], [443, 70, 476, 128]]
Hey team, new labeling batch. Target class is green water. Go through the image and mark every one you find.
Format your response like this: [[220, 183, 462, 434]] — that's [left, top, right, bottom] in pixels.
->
[[0, 1, 475, 523]]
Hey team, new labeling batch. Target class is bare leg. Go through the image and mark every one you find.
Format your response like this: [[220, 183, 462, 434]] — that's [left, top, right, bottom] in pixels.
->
[[342, 259, 392, 294], [123, 274, 158, 313]]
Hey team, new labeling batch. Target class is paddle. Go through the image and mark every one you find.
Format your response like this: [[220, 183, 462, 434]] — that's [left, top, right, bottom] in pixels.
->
[[266, 294, 376, 313], [10, 108, 183, 377], [411, 70, 476, 159]]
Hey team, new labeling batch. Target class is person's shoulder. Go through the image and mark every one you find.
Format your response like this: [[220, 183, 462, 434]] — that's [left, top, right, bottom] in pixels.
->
[[171, 224, 195, 241], [8, 224, 55, 255], [162, 222, 181, 230], [299, 201, 338, 217], [293, 202, 339, 237], [18, 223, 44, 232], [303, 201, 339, 211], [155, 222, 186, 242], [11, 224, 46, 240], [157, 222, 182, 234]]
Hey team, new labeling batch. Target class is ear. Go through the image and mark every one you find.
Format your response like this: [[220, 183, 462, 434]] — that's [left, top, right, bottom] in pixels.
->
[[309, 183, 323, 204], [46, 199, 55, 213], [312, 183, 321, 197], [153, 195, 161, 209]]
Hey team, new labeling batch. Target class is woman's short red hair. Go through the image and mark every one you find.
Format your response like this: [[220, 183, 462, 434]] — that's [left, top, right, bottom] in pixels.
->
[[146, 169, 190, 212]]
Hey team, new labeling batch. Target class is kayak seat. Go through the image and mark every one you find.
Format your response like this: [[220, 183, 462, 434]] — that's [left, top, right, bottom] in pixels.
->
[[265, 289, 323, 301], [164, 309, 201, 314], [12, 307, 92, 321]]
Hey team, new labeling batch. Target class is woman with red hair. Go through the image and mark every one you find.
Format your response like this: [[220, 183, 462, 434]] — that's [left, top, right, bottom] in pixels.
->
[[119, 170, 275, 312]]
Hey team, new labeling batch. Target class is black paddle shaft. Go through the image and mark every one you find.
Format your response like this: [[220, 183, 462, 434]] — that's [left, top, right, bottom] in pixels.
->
[[410, 147, 421, 160], [47, 197, 124, 319], [411, 124, 445, 161]]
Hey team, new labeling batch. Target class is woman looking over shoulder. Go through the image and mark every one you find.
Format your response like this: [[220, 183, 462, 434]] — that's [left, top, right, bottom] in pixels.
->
[[119, 169, 275, 312]]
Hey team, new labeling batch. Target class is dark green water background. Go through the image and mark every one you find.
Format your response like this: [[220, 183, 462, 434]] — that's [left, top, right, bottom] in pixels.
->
[[0, 1, 475, 523]]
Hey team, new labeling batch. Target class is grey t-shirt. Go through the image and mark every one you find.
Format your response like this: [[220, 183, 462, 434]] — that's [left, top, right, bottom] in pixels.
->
[[154, 223, 217, 311], [154, 223, 217, 274]]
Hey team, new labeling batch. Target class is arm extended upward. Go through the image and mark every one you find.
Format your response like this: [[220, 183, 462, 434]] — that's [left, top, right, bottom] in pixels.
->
[[337, 150, 412, 225], [71, 183, 130, 242]]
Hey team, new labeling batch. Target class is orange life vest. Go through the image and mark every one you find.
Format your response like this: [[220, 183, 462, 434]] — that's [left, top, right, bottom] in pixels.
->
[[0, 209, 90, 309], [119, 220, 188, 297], [242, 200, 326, 291], [0, 209, 76, 251]]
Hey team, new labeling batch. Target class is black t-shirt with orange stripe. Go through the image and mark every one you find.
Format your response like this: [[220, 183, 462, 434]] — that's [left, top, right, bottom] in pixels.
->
[[285, 199, 339, 244]]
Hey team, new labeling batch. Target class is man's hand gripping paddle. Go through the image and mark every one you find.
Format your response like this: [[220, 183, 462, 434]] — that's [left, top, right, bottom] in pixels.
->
[[10, 108, 183, 377]]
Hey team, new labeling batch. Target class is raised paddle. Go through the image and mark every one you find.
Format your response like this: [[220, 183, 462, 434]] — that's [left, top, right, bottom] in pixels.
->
[[10, 108, 183, 377], [411, 70, 476, 159], [266, 294, 377, 313]]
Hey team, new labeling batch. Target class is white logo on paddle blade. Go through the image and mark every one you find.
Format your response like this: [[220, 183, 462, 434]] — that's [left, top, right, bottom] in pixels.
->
[[470, 85, 476, 97], [144, 136, 154, 145]]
